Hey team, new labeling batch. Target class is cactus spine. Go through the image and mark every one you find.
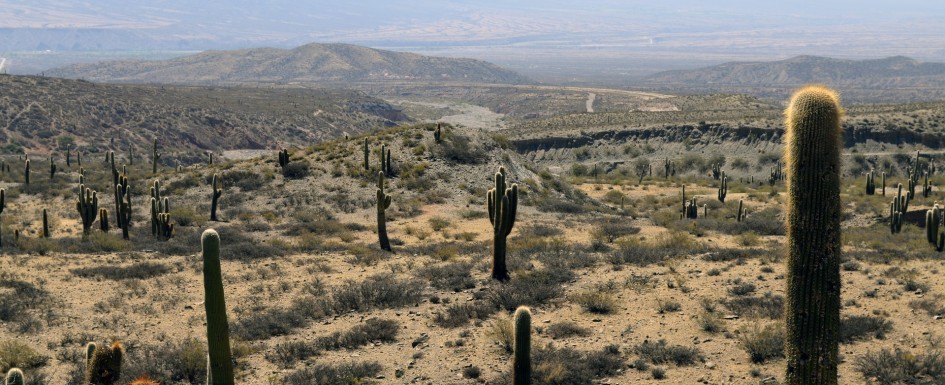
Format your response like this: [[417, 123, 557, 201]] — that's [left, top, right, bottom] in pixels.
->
[[85, 341, 123, 385], [201, 229, 235, 385], [5, 368, 23, 385], [152, 138, 161, 174], [513, 306, 531, 385], [211, 174, 223, 221], [488, 167, 517, 281], [783, 85, 842, 385], [76, 185, 98, 236], [376, 171, 392, 252]]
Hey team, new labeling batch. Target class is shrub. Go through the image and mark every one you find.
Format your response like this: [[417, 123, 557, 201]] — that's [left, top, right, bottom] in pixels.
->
[[728, 282, 757, 296], [855, 349, 945, 384], [487, 268, 571, 311], [119, 338, 208, 384], [491, 344, 625, 385], [591, 220, 640, 243], [415, 262, 475, 292], [723, 292, 784, 319], [740, 323, 785, 363], [840, 315, 892, 343], [269, 318, 399, 367], [657, 299, 681, 313], [632, 339, 703, 366], [463, 366, 482, 379], [283, 361, 383, 385], [435, 132, 487, 164], [282, 161, 311, 179], [433, 301, 497, 328], [546, 322, 592, 339], [570, 291, 616, 314], [0, 340, 48, 374], [71, 262, 171, 280]]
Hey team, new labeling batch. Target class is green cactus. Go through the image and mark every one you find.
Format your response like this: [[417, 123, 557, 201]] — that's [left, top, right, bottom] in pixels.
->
[[681, 185, 686, 217], [129, 146, 134, 166], [211, 174, 223, 221], [924, 172, 931, 198], [85, 341, 123, 385], [157, 211, 173, 240], [434, 123, 443, 143], [278, 149, 289, 169], [363, 138, 370, 170], [5, 368, 23, 385], [783, 85, 843, 385], [152, 138, 161, 174], [201, 229, 235, 385], [865, 170, 875, 195], [487, 167, 517, 281], [76, 184, 98, 236], [0, 189, 5, 248], [208, 152, 213, 165], [711, 163, 722, 180], [513, 306, 531, 385], [77, 152, 81, 168], [737, 199, 744, 222], [891, 183, 906, 234], [100, 208, 109, 233], [379, 144, 391, 177], [717, 173, 727, 203], [376, 171, 392, 252], [116, 180, 131, 240], [23, 159, 29, 185], [41, 208, 49, 238]]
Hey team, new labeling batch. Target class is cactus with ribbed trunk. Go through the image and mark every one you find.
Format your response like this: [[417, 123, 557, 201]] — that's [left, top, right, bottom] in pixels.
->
[[663, 158, 675, 178], [66, 148, 71, 167], [100, 209, 109, 232], [488, 167, 517, 281], [76, 185, 98, 236], [85, 341, 123, 385], [513, 306, 531, 385], [717, 173, 727, 202], [924, 172, 931, 198], [783, 85, 843, 385], [5, 368, 23, 385], [210, 174, 223, 221], [116, 180, 131, 240], [201, 229, 235, 385], [49, 157, 56, 179], [737, 199, 744, 222], [376, 172, 392, 252], [152, 138, 161, 174], [711, 163, 722, 180], [380, 144, 392, 177], [891, 183, 906, 234], [865, 170, 875, 195], [434, 123, 443, 143], [208, 152, 213, 165], [23, 159, 29, 185], [77, 152, 81, 168], [41, 208, 49, 238]]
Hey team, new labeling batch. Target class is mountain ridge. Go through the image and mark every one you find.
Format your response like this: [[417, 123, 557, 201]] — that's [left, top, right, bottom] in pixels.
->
[[46, 43, 533, 85]]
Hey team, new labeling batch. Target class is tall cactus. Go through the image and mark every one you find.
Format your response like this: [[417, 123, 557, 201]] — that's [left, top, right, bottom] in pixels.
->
[[488, 167, 517, 281], [717, 173, 728, 203], [41, 208, 49, 238], [201, 229, 235, 385], [85, 341, 123, 385], [152, 138, 161, 174], [865, 170, 875, 195], [363, 138, 370, 170], [0, 189, 5, 248], [5, 368, 23, 385], [116, 180, 131, 240], [210, 174, 223, 221], [434, 123, 443, 143], [376, 171, 392, 252], [76, 185, 98, 236], [49, 157, 56, 179], [278, 148, 289, 169], [737, 199, 744, 222], [100, 208, 109, 233], [891, 183, 906, 234], [23, 159, 29, 185], [513, 306, 531, 385], [783, 85, 843, 385]]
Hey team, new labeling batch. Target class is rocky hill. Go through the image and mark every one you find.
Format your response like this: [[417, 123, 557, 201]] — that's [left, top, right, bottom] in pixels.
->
[[0, 74, 407, 157], [636, 56, 945, 103], [46, 43, 533, 85]]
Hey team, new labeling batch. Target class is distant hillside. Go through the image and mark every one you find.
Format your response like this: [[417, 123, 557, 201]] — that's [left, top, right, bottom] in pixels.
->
[[46, 43, 532, 85], [0, 75, 407, 157], [636, 56, 945, 103]]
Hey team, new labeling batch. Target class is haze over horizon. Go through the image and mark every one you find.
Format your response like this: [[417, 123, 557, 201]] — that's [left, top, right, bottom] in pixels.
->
[[3, 1, 945, 82]]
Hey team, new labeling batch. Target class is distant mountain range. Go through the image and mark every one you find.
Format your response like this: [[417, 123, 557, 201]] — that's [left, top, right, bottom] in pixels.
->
[[46, 43, 532, 85], [634, 56, 945, 103]]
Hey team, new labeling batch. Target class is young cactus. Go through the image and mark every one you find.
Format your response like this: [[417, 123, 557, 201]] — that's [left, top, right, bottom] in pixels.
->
[[376, 171, 392, 252], [434, 123, 443, 143], [116, 180, 132, 240], [737, 199, 744, 222], [100, 208, 109, 232], [49, 157, 56, 179], [210, 174, 223, 221], [201, 229, 235, 385], [513, 306, 531, 385], [783, 85, 843, 385], [363, 138, 370, 170], [278, 148, 289, 169], [23, 159, 29, 185], [488, 167, 517, 281], [76, 185, 99, 235], [865, 170, 875, 195], [5, 368, 23, 385], [85, 341, 123, 385], [717, 173, 727, 203], [0, 189, 5, 247]]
